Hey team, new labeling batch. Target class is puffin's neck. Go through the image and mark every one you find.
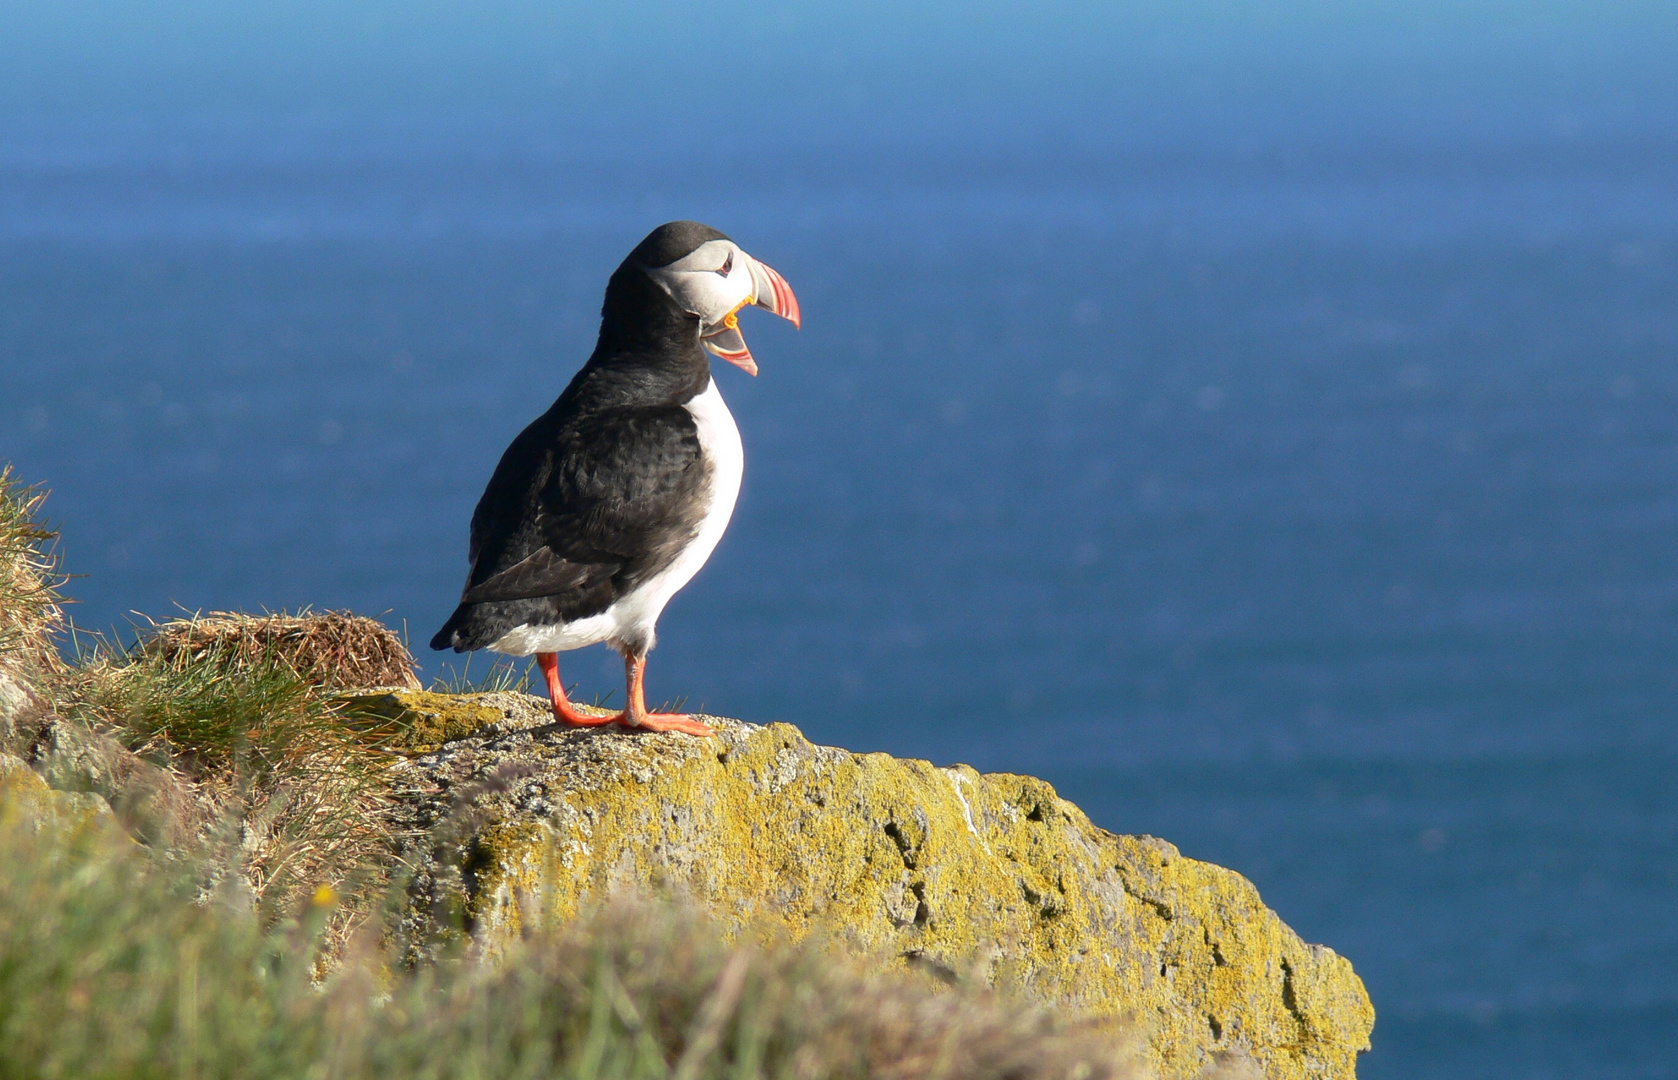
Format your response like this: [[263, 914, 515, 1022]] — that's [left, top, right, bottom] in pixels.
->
[[596, 265, 703, 355], [573, 265, 713, 406]]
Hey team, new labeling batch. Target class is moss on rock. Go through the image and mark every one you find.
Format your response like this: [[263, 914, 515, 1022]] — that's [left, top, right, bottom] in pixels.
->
[[375, 692, 1374, 1080]]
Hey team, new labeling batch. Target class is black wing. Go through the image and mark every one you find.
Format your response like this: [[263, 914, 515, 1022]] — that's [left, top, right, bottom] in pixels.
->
[[459, 405, 708, 613]]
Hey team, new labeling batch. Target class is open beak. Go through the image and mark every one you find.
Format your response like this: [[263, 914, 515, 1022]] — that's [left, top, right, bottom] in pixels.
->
[[701, 254, 800, 375]]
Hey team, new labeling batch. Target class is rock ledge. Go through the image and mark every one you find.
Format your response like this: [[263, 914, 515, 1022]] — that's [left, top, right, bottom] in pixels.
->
[[362, 691, 1374, 1080]]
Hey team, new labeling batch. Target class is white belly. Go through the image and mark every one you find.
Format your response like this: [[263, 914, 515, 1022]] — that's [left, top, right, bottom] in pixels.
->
[[488, 377, 744, 657]]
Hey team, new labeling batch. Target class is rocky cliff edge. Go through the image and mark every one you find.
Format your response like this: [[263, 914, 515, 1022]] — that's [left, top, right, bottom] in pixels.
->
[[359, 690, 1374, 1080]]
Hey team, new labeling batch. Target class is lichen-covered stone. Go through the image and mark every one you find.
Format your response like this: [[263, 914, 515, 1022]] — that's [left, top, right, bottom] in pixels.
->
[[340, 689, 559, 754], [378, 691, 1374, 1080], [0, 751, 122, 844]]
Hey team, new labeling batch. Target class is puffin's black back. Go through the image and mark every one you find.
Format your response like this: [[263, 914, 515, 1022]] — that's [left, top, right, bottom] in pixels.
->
[[430, 222, 735, 654]]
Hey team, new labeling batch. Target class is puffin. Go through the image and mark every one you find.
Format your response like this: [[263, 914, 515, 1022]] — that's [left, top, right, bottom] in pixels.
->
[[430, 221, 800, 737]]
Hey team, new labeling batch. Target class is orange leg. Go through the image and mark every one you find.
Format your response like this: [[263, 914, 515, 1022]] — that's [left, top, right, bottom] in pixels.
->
[[536, 652, 614, 727], [616, 653, 714, 737]]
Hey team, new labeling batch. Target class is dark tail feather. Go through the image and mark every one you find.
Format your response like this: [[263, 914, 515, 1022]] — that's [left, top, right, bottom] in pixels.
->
[[431, 600, 532, 652], [434, 596, 571, 653], [430, 606, 469, 652]]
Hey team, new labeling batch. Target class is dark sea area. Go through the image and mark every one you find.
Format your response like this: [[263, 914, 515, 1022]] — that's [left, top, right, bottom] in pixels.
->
[[2, 4, 1676, 1077]]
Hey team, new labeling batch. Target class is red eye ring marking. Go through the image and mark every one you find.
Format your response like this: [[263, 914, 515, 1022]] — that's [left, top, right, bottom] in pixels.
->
[[717, 252, 733, 276]]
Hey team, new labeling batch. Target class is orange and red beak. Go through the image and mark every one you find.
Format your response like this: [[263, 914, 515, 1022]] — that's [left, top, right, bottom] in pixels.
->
[[701, 254, 800, 375], [748, 256, 801, 331]]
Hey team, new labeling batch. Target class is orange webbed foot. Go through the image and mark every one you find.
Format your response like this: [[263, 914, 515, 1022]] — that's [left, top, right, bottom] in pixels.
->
[[620, 711, 715, 737], [554, 702, 617, 727], [615, 653, 714, 737]]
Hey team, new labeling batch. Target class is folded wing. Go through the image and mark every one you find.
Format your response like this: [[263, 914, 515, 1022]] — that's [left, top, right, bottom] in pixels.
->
[[432, 405, 708, 651]]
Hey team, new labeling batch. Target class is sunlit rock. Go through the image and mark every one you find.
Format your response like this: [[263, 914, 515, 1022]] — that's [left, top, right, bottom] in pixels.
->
[[359, 690, 1376, 1080]]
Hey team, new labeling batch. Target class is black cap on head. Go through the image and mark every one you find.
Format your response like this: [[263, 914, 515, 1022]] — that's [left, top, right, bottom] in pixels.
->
[[628, 221, 732, 269]]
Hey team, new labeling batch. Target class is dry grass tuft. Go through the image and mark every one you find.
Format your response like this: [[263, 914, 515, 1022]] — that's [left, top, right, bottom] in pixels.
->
[[509, 902, 1151, 1080], [60, 630, 409, 930], [350, 899, 1149, 1080], [0, 465, 67, 680], [141, 609, 421, 692]]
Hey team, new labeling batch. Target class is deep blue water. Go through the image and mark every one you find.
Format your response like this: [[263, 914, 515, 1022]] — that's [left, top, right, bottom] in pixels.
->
[[3, 5, 1678, 1075]]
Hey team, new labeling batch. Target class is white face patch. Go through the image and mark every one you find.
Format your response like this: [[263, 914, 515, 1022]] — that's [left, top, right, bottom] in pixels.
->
[[641, 239, 757, 332]]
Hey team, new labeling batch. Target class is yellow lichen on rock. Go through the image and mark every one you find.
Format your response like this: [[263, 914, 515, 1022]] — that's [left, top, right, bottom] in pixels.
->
[[339, 689, 553, 754], [385, 692, 1373, 1080], [0, 752, 124, 846]]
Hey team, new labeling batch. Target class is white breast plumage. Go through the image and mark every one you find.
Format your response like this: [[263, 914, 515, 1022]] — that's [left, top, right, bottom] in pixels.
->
[[611, 376, 744, 643]]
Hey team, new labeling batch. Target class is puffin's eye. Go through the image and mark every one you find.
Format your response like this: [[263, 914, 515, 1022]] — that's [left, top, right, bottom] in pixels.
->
[[716, 252, 733, 276]]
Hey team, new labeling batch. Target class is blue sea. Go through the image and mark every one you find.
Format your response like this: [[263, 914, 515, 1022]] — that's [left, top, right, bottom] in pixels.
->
[[2, 4, 1677, 1076]]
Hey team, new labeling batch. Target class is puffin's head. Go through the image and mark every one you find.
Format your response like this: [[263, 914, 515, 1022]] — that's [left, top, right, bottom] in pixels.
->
[[629, 221, 801, 376]]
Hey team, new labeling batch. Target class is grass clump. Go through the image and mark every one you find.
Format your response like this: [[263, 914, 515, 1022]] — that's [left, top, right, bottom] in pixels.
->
[[0, 465, 65, 677], [0, 473, 403, 954], [0, 466, 67, 752], [0, 803, 328, 1080], [430, 652, 534, 695], [140, 609, 421, 692], [60, 631, 405, 926]]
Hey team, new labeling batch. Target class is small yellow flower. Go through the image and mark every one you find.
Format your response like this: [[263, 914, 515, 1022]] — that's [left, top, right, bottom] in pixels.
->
[[311, 885, 338, 908]]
